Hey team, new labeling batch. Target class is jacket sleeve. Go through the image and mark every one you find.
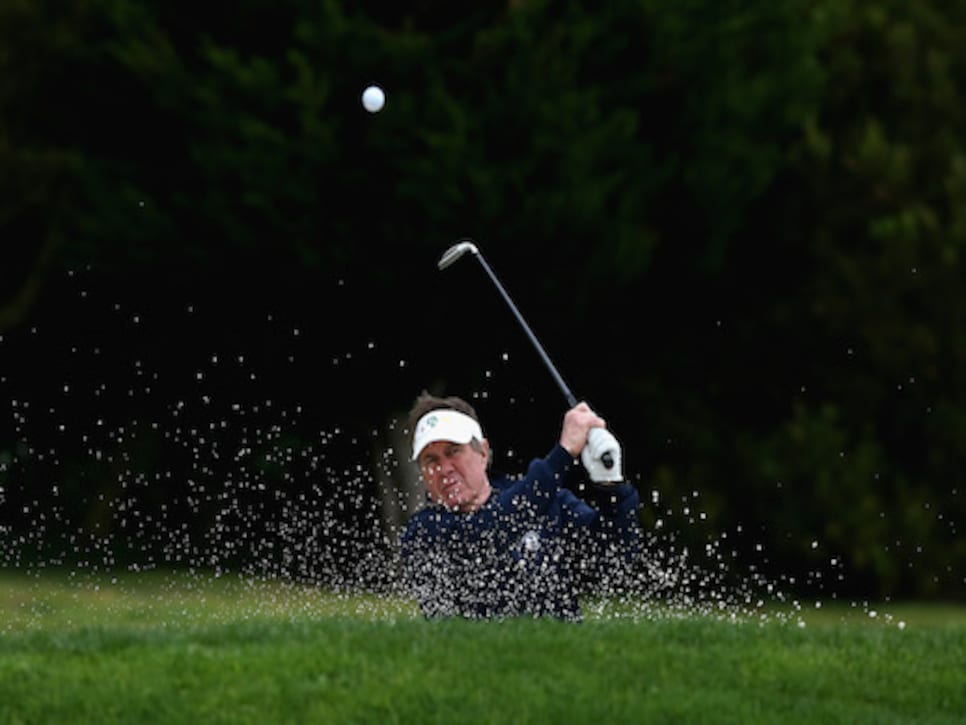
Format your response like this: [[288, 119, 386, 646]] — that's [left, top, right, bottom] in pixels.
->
[[523, 444, 641, 560], [518, 444, 577, 514], [586, 482, 642, 560], [566, 481, 642, 594]]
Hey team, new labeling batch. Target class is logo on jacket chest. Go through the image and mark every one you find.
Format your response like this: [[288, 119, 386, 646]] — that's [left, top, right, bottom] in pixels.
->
[[521, 530, 541, 553]]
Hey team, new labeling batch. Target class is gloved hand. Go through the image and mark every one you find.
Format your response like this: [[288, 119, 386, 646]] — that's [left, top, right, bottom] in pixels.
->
[[581, 427, 623, 482]]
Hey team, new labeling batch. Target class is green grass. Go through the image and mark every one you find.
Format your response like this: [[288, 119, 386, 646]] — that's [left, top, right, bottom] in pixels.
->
[[1, 570, 964, 724]]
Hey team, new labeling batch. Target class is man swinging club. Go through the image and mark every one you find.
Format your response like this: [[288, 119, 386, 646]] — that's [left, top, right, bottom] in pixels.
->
[[401, 242, 641, 619]]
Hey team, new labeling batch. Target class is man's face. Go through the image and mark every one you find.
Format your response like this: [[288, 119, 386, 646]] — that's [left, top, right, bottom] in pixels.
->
[[418, 439, 491, 513]]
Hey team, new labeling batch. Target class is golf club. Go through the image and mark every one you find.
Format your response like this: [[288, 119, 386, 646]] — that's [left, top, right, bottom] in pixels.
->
[[438, 238, 614, 470]]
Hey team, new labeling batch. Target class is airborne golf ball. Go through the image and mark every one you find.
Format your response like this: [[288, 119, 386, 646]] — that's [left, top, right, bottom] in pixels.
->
[[362, 85, 385, 113]]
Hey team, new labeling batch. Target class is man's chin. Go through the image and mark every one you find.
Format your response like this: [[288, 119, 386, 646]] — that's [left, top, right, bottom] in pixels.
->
[[444, 487, 484, 512]]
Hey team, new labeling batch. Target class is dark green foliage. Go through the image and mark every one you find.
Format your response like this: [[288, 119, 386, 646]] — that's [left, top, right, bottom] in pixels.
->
[[0, 0, 962, 598]]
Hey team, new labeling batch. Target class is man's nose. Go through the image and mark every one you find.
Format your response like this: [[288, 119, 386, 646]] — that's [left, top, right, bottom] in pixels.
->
[[439, 457, 457, 475]]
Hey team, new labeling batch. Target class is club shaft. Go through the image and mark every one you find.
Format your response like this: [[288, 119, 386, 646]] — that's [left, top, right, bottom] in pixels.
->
[[472, 253, 578, 409]]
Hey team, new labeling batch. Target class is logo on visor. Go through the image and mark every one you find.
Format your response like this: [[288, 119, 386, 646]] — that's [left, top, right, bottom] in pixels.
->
[[417, 415, 438, 437]]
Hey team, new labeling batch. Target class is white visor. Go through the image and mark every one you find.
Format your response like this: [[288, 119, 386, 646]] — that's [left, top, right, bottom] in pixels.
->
[[411, 409, 484, 461]]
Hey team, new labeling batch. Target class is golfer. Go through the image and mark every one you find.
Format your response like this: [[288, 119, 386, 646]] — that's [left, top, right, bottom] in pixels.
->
[[401, 392, 641, 621]]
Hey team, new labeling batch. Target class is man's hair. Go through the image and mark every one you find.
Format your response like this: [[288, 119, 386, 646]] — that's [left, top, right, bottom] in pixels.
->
[[407, 391, 490, 465]]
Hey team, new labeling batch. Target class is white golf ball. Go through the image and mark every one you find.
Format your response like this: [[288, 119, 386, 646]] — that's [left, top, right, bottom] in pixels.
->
[[362, 85, 385, 113]]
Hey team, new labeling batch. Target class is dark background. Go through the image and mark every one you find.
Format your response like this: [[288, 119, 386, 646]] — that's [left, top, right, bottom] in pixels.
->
[[1, 0, 963, 599]]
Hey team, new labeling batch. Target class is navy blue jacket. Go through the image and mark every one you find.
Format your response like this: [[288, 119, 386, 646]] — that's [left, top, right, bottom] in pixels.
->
[[400, 444, 641, 620]]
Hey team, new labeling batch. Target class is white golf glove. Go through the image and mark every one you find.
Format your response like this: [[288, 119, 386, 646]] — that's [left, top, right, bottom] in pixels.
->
[[581, 427, 623, 483]]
